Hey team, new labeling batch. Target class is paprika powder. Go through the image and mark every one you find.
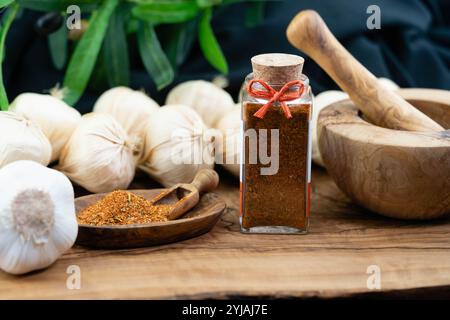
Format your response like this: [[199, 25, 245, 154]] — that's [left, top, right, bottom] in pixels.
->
[[240, 53, 312, 234]]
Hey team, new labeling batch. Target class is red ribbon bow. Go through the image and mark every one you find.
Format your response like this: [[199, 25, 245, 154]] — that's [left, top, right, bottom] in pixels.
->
[[246, 79, 305, 119]]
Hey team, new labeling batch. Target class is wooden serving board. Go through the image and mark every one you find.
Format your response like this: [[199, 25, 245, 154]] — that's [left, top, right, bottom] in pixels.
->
[[75, 190, 226, 249]]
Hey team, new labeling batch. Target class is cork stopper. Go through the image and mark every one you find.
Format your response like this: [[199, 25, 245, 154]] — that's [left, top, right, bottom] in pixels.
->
[[251, 53, 304, 84]]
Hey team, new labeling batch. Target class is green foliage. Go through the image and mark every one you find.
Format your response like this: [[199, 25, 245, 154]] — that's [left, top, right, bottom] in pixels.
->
[[137, 21, 174, 90], [198, 7, 228, 74], [17, 0, 99, 12], [245, 1, 265, 27], [0, 2, 19, 110], [103, 4, 130, 87], [48, 16, 68, 70], [63, 0, 118, 105], [0, 0, 268, 106], [132, 1, 200, 24], [0, 0, 15, 9], [164, 20, 197, 69]]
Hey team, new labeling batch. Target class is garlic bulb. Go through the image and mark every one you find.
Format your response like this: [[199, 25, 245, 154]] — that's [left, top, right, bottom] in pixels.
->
[[312, 78, 400, 167], [312, 91, 349, 167], [139, 104, 214, 187], [215, 104, 241, 177], [93, 87, 160, 139], [10, 93, 82, 162], [0, 160, 78, 275], [0, 112, 52, 169], [166, 80, 235, 128], [378, 77, 400, 91], [58, 113, 139, 193]]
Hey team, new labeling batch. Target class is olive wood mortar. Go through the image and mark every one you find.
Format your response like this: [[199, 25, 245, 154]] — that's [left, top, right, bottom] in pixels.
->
[[286, 10, 444, 133], [318, 89, 450, 219], [287, 10, 450, 219]]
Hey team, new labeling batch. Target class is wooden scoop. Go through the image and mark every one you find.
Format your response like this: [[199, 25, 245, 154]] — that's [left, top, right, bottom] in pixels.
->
[[151, 169, 220, 220], [286, 10, 444, 132]]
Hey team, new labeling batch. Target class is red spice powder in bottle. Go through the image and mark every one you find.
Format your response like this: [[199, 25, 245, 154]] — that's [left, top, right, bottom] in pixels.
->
[[240, 53, 313, 234]]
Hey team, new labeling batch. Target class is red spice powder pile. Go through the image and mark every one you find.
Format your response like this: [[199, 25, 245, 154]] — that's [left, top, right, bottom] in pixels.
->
[[77, 190, 173, 226]]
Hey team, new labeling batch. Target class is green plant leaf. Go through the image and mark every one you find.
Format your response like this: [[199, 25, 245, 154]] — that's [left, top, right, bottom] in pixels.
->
[[0, 2, 19, 111], [103, 5, 130, 87], [196, 0, 221, 8], [222, 0, 266, 5], [164, 20, 196, 69], [126, 18, 139, 34], [137, 21, 174, 90], [132, 1, 199, 25], [89, 45, 109, 92], [0, 0, 15, 8], [48, 18, 68, 70], [63, 0, 118, 105], [245, 1, 265, 27], [17, 0, 98, 12], [198, 7, 228, 74]]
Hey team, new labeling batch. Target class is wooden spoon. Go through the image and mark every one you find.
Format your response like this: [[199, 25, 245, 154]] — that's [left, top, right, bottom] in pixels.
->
[[286, 10, 444, 132], [151, 169, 220, 220]]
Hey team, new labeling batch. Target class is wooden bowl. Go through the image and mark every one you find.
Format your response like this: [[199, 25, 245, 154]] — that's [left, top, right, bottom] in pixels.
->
[[75, 190, 226, 249], [318, 89, 450, 219]]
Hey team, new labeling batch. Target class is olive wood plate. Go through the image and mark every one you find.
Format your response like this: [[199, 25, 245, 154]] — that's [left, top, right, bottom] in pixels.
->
[[75, 189, 226, 249]]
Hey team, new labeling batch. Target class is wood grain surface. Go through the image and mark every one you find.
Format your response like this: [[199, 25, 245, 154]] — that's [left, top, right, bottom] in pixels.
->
[[318, 90, 450, 220], [1, 168, 449, 299]]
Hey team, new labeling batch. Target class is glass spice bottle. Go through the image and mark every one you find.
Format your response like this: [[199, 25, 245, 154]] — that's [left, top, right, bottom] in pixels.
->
[[240, 53, 313, 234]]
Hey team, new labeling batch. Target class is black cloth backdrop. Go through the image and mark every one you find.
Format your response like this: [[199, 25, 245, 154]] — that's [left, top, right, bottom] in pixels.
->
[[3, 0, 450, 114]]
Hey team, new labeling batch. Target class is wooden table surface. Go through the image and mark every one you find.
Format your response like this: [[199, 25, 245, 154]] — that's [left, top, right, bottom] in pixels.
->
[[1, 167, 449, 299]]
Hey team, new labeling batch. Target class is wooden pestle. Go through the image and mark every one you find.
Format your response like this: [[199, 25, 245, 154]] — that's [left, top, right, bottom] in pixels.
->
[[286, 10, 444, 132], [151, 169, 220, 220]]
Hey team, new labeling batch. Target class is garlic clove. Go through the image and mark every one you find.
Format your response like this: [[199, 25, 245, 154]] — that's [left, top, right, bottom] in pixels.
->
[[10, 93, 81, 163]]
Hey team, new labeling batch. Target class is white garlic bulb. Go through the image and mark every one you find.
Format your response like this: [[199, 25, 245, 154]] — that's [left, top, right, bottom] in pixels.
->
[[0, 160, 78, 275], [9, 93, 82, 162], [215, 104, 241, 177], [58, 113, 139, 193], [166, 80, 235, 128], [93, 87, 160, 139], [139, 104, 215, 187], [0, 111, 52, 169], [378, 77, 400, 91], [312, 78, 399, 167], [312, 91, 349, 167]]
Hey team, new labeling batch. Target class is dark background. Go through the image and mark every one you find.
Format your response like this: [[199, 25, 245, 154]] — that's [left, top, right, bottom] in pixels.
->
[[3, 0, 450, 114]]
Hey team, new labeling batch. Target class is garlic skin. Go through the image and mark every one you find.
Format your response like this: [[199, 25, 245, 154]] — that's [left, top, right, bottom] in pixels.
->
[[140, 105, 214, 187], [0, 160, 77, 275], [166, 80, 235, 128], [10, 93, 82, 162], [58, 113, 139, 193], [215, 104, 241, 177], [0, 112, 52, 169], [93, 87, 160, 139]]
